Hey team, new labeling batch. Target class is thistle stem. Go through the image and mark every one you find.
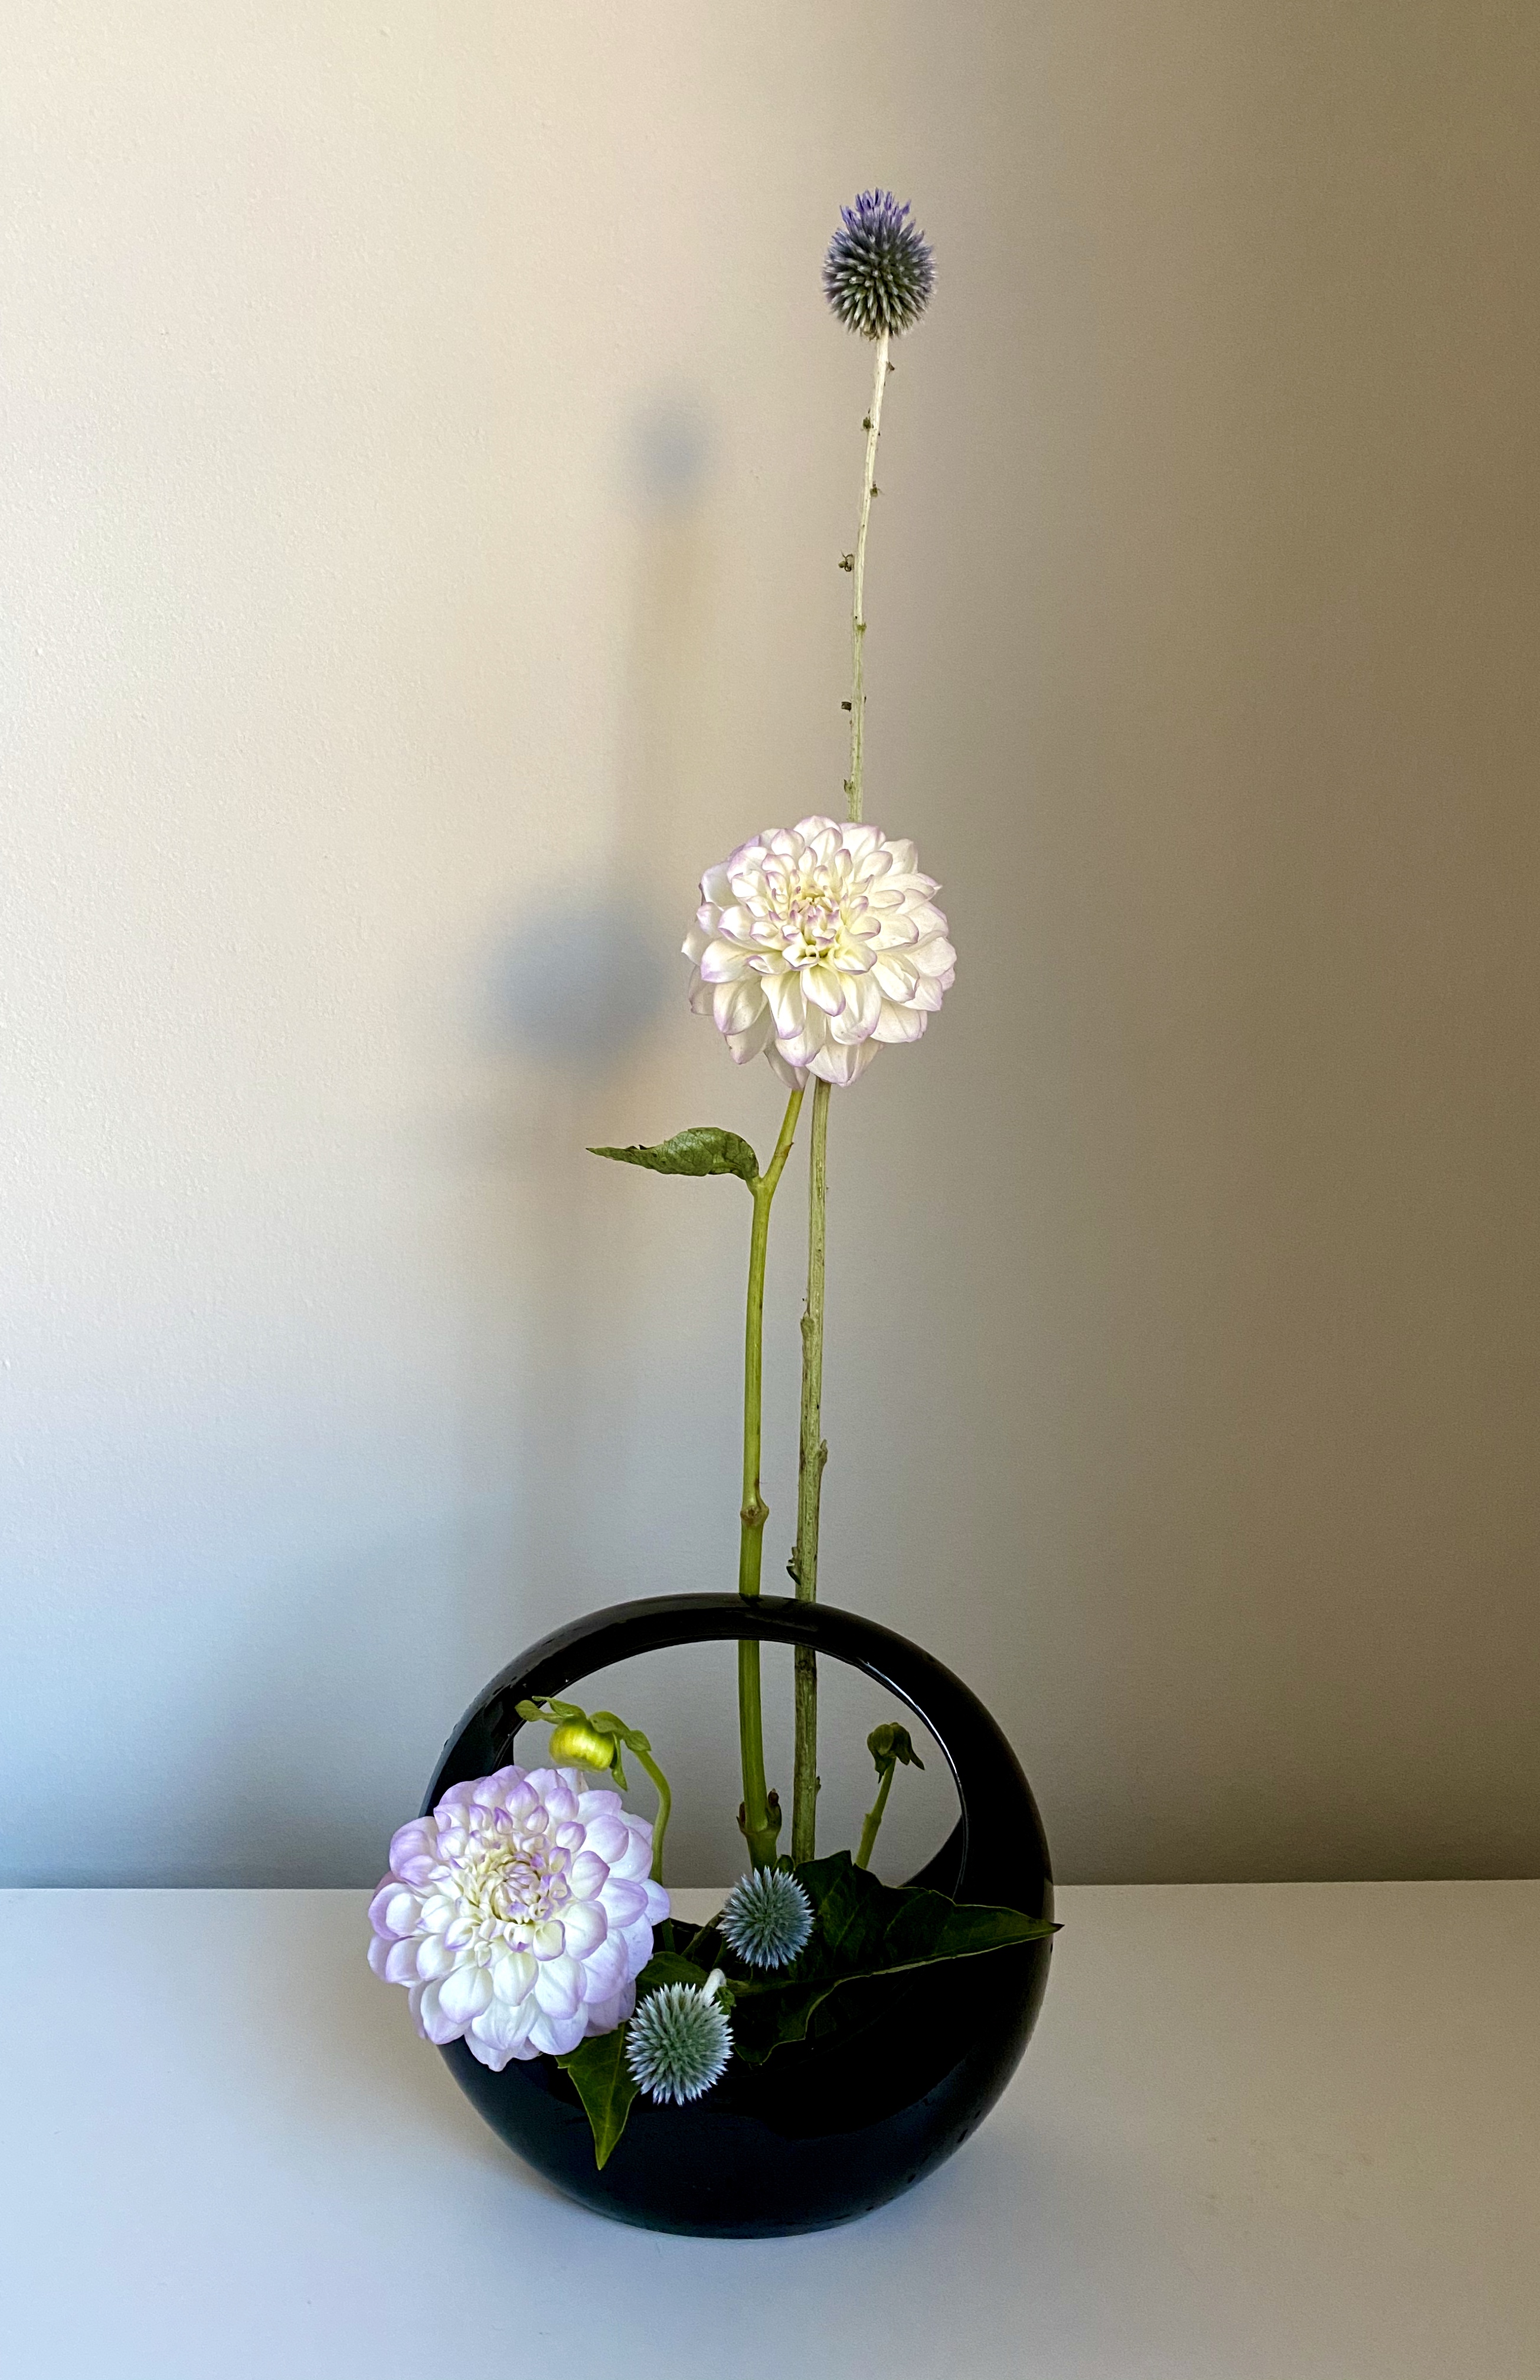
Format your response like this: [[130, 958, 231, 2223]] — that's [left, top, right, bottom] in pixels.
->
[[854, 1764, 894, 1871], [737, 1086, 804, 1869], [790, 1075, 831, 1861], [846, 329, 891, 826]]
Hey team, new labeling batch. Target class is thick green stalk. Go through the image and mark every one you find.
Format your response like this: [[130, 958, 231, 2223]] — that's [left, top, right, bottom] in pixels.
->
[[789, 1075, 831, 1861], [737, 1086, 804, 1868]]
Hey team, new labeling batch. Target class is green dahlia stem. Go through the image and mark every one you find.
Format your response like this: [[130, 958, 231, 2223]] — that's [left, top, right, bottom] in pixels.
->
[[737, 1085, 804, 1869], [630, 1741, 673, 1885], [845, 328, 891, 827], [790, 1075, 831, 1862], [854, 1762, 894, 1871]]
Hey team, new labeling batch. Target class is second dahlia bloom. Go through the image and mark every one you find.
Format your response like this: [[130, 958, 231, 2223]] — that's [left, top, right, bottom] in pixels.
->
[[368, 1766, 669, 2070], [684, 816, 956, 1088]]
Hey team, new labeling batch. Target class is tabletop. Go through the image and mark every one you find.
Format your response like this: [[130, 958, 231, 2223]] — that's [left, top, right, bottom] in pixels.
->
[[5, 1878, 1536, 2378]]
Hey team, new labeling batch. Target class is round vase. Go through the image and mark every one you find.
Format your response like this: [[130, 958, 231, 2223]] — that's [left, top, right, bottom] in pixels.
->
[[423, 1592, 1052, 2238]]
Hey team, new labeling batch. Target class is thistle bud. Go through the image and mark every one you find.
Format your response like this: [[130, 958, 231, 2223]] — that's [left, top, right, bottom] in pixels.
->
[[823, 190, 935, 339], [548, 1718, 617, 1771]]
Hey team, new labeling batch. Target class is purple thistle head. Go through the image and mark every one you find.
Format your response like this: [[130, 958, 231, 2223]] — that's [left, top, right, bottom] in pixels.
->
[[823, 190, 935, 339]]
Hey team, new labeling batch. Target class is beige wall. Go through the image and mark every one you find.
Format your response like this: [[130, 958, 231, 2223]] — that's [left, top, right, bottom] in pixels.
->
[[2, 3, 1535, 1884]]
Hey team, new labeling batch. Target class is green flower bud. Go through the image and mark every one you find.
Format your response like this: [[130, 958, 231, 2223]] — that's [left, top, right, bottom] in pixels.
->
[[548, 1718, 617, 1771]]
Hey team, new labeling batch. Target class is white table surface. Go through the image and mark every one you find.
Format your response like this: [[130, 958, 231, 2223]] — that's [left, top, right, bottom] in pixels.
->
[[4, 1879, 1536, 2379]]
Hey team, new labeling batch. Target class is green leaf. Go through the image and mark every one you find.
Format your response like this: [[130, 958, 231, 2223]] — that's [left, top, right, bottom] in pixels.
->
[[589, 1127, 760, 1186], [555, 2026, 639, 2169], [635, 1948, 719, 1995], [728, 1852, 1057, 2066]]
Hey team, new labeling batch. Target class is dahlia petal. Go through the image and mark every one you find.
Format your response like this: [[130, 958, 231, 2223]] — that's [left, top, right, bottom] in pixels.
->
[[714, 975, 763, 1036], [808, 1038, 866, 1087], [385, 1937, 424, 1985], [385, 1820, 434, 1871], [436, 1963, 493, 2026], [726, 1005, 775, 1064], [871, 1001, 928, 1044], [579, 1816, 630, 1867], [526, 2009, 588, 2059], [619, 1917, 657, 1969], [561, 1898, 608, 1957], [416, 1933, 457, 1980], [911, 934, 957, 979], [699, 938, 751, 983], [766, 1047, 809, 1090], [844, 970, 882, 1034], [600, 1876, 650, 1927], [578, 1935, 629, 2001], [872, 954, 918, 1000], [531, 1921, 565, 1960], [583, 1979, 637, 2036], [491, 1949, 538, 2003], [367, 1934, 392, 1979], [763, 970, 806, 1036], [568, 1849, 611, 1898], [604, 1823, 654, 1879], [414, 1980, 462, 2046], [803, 963, 844, 1016], [533, 1955, 584, 2018]]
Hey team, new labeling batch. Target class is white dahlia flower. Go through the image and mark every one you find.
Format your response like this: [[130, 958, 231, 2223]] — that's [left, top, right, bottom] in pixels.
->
[[683, 816, 956, 1088], [368, 1766, 669, 2071]]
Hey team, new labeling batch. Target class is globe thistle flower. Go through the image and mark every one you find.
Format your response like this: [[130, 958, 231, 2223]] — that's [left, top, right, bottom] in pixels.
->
[[823, 190, 934, 339], [626, 1969, 733, 2105], [718, 1868, 813, 1970], [684, 816, 956, 1088], [368, 1766, 669, 2071]]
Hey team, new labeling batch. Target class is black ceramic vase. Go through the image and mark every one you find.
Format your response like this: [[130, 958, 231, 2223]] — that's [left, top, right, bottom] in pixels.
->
[[423, 1592, 1052, 2237]]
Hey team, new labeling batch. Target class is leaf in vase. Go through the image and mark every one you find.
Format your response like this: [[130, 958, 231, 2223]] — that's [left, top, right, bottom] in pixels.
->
[[728, 1851, 1057, 2065], [555, 2026, 639, 2170]]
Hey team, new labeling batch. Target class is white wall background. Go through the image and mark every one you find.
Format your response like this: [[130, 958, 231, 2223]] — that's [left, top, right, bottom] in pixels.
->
[[3, 2, 1537, 1887]]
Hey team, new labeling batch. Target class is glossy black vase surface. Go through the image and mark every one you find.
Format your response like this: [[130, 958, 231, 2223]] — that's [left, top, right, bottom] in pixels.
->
[[423, 1593, 1052, 2237]]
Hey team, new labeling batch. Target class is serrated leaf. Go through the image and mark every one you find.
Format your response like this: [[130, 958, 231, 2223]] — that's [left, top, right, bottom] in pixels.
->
[[555, 2025, 639, 2169], [729, 1852, 1057, 2065], [589, 1127, 760, 1186]]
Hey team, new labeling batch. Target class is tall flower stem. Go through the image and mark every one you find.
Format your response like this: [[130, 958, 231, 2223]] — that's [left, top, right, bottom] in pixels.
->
[[845, 328, 891, 826], [737, 1085, 805, 1868], [787, 335, 891, 1864], [789, 1075, 831, 1860]]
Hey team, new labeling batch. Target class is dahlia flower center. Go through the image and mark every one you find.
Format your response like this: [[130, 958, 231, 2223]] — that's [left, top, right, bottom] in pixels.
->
[[767, 872, 868, 971], [454, 1823, 571, 1937]]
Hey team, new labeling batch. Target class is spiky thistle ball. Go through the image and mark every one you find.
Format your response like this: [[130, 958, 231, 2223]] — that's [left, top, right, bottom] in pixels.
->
[[823, 190, 935, 339], [719, 1868, 814, 1969], [625, 1970, 732, 2104]]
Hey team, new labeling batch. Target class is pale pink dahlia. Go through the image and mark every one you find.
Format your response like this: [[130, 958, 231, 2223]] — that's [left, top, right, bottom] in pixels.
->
[[684, 817, 956, 1088], [368, 1766, 669, 2070]]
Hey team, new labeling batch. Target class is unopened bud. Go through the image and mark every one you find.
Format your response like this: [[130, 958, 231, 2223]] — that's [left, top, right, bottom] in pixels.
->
[[548, 1718, 617, 1771]]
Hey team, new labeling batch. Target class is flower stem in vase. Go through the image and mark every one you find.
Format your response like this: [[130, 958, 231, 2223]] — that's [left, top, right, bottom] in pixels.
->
[[737, 1085, 804, 1867], [845, 328, 890, 825], [790, 1074, 831, 1861]]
